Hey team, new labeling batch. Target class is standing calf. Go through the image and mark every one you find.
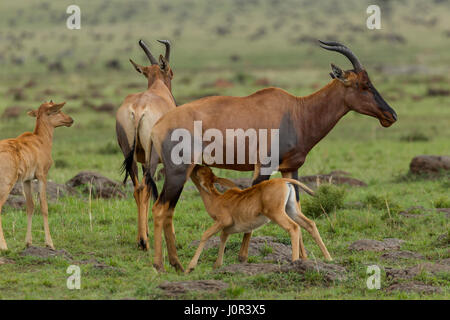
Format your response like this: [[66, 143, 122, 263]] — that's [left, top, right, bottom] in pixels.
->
[[186, 166, 332, 273], [0, 101, 73, 250]]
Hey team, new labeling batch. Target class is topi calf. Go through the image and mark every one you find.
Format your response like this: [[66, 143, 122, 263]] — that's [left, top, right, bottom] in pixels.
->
[[0, 101, 73, 250], [186, 166, 332, 273]]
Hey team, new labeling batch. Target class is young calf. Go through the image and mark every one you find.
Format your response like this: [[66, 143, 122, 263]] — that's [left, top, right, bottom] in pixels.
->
[[0, 101, 73, 251], [187, 166, 332, 273]]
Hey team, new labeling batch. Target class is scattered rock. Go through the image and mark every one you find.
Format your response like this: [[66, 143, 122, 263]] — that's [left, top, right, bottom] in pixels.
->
[[105, 59, 121, 70], [5, 180, 75, 209], [385, 282, 441, 294], [298, 171, 367, 188], [426, 88, 449, 97], [386, 262, 450, 280], [280, 259, 347, 281], [92, 103, 115, 114], [380, 250, 425, 261], [20, 246, 72, 260], [409, 155, 450, 176], [0, 257, 15, 265], [158, 280, 229, 296], [2, 106, 23, 119], [217, 263, 281, 275], [66, 171, 126, 199], [348, 238, 404, 252]]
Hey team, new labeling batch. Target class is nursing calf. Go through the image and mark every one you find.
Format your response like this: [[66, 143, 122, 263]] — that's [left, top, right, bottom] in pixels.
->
[[186, 166, 332, 273], [0, 101, 73, 250]]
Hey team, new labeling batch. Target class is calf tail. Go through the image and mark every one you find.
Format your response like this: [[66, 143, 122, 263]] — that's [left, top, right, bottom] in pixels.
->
[[283, 178, 315, 197]]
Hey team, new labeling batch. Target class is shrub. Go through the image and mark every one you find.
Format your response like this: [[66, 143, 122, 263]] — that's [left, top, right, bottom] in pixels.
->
[[433, 196, 450, 208], [363, 194, 402, 215], [303, 184, 346, 219]]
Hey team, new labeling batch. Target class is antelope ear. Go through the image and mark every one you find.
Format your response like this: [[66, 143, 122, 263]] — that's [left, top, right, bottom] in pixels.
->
[[214, 177, 238, 189], [129, 59, 144, 74], [47, 102, 65, 114], [330, 63, 351, 86], [159, 54, 169, 71], [27, 110, 38, 117], [199, 181, 211, 194]]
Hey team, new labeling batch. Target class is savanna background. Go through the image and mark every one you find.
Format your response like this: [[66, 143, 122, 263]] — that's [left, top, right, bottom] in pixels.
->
[[0, 0, 448, 299]]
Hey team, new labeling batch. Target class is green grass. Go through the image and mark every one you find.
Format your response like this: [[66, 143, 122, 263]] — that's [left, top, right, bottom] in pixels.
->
[[0, 0, 449, 300]]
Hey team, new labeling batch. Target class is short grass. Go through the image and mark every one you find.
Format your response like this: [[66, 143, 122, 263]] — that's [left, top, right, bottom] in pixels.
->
[[0, 0, 449, 300]]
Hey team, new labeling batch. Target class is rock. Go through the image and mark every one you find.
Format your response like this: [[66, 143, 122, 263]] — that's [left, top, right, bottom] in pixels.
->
[[66, 171, 125, 199], [2, 106, 23, 119], [20, 246, 72, 260], [0, 257, 15, 265], [348, 239, 404, 252], [217, 263, 281, 275], [409, 155, 450, 176], [386, 263, 450, 280], [5, 180, 74, 209], [280, 259, 347, 281], [298, 171, 367, 188], [158, 280, 229, 296], [385, 282, 441, 294], [380, 250, 425, 261]]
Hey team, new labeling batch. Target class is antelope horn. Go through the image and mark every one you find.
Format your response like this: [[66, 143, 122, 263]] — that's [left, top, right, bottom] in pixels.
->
[[139, 39, 158, 65], [157, 39, 171, 62], [318, 40, 363, 72]]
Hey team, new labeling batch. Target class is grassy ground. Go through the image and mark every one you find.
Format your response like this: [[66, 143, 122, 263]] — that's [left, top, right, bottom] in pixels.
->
[[0, 0, 449, 299]]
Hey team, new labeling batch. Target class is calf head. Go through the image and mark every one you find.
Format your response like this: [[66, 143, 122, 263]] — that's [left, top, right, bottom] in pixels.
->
[[319, 40, 397, 127], [28, 101, 74, 127], [129, 39, 173, 91], [191, 166, 237, 194]]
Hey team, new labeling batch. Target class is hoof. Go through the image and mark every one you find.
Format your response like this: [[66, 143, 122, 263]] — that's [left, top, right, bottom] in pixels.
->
[[171, 261, 185, 273], [138, 239, 149, 251], [238, 255, 247, 263], [153, 263, 166, 273], [46, 244, 55, 250]]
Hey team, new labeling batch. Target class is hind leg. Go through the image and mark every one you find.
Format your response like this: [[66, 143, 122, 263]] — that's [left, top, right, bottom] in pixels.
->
[[238, 232, 252, 262], [23, 181, 34, 247], [0, 197, 8, 251]]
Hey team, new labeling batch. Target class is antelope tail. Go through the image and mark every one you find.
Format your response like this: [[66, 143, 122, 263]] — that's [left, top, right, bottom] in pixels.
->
[[144, 138, 159, 200], [283, 178, 316, 197]]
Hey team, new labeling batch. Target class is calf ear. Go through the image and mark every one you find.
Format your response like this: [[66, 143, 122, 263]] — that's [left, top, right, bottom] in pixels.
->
[[199, 181, 211, 194], [129, 59, 144, 74], [48, 102, 65, 114], [27, 110, 38, 117], [215, 177, 239, 190]]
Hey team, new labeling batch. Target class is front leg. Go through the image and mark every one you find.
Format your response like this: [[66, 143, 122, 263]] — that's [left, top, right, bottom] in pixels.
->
[[38, 178, 54, 249], [23, 181, 35, 247], [213, 231, 229, 269]]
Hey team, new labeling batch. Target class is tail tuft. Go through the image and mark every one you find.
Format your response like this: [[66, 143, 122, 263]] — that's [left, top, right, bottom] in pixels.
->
[[145, 167, 159, 200], [120, 138, 136, 185]]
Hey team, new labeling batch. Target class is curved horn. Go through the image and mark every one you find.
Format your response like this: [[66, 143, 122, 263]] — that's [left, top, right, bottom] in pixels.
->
[[157, 39, 171, 62], [139, 39, 158, 65], [318, 40, 363, 72]]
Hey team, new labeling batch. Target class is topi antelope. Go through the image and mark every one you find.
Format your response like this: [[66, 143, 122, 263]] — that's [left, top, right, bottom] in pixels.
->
[[116, 39, 175, 250], [186, 166, 331, 273], [145, 40, 397, 272], [0, 101, 73, 251]]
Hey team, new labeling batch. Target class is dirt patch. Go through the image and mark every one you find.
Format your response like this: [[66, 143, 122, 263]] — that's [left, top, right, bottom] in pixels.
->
[[2, 106, 24, 119], [386, 262, 450, 280], [298, 171, 367, 188], [77, 258, 125, 273], [66, 171, 125, 199], [280, 259, 347, 282], [0, 257, 15, 265], [217, 263, 281, 275], [380, 250, 425, 261], [385, 281, 441, 294], [6, 180, 75, 209], [189, 236, 294, 263], [409, 155, 450, 176], [20, 246, 72, 260], [158, 280, 229, 296], [348, 238, 404, 252]]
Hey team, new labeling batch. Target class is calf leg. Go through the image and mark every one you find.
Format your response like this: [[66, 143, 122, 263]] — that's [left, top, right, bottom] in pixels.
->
[[292, 204, 332, 261], [37, 179, 54, 249], [238, 231, 252, 262], [186, 221, 223, 273], [23, 181, 34, 247], [0, 195, 8, 251], [214, 231, 230, 269], [270, 212, 300, 261]]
